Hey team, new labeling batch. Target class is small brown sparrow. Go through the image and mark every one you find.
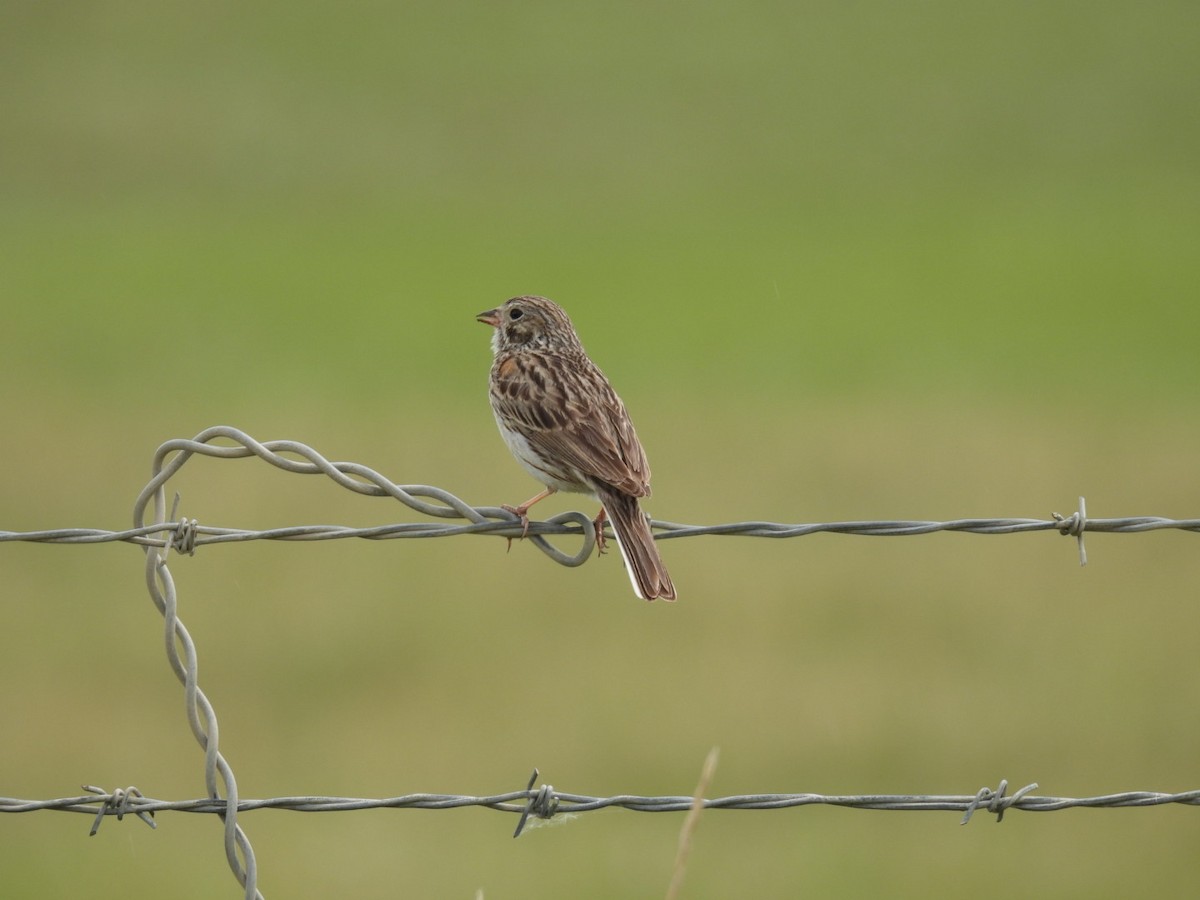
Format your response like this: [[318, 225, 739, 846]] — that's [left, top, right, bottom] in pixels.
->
[[477, 296, 676, 601]]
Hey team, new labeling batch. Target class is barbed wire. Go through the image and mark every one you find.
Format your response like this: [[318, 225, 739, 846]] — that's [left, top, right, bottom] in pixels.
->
[[4, 425, 1199, 898], [8, 507, 1200, 549], [2, 426, 1197, 570], [6, 777, 1200, 838]]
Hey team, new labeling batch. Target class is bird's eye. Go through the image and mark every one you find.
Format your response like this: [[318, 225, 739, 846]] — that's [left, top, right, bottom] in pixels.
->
[[509, 308, 524, 320]]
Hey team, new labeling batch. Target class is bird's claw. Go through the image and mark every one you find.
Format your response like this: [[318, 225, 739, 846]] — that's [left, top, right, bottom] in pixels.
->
[[501, 503, 532, 552], [592, 510, 609, 556]]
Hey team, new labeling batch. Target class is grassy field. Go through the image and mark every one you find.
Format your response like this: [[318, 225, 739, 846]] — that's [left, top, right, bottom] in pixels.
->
[[3, 3, 1199, 898]]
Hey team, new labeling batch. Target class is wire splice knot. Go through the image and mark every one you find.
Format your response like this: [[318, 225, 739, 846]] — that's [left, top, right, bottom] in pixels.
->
[[170, 517, 198, 556]]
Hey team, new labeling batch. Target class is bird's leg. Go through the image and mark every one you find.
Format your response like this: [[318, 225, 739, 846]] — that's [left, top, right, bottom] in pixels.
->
[[502, 486, 556, 550], [592, 506, 609, 556]]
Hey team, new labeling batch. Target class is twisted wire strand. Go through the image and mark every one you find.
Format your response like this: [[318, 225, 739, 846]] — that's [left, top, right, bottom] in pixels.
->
[[142, 537, 260, 899]]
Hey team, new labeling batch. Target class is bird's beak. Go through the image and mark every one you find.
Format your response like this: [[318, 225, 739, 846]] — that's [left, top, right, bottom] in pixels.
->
[[476, 308, 501, 327]]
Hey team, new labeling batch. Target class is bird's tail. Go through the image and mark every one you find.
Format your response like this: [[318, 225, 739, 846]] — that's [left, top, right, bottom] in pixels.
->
[[596, 487, 676, 601]]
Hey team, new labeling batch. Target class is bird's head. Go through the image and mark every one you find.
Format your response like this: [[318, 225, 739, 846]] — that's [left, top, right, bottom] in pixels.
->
[[476, 295, 581, 354]]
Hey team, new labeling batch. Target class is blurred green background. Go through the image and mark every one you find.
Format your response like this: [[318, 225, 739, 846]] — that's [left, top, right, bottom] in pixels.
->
[[3, 2, 1198, 897]]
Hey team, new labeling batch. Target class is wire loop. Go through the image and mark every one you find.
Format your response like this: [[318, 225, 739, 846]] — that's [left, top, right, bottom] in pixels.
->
[[526, 511, 597, 567]]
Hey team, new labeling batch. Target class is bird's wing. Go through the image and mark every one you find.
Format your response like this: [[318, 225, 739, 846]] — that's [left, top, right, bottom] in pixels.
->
[[492, 352, 651, 497]]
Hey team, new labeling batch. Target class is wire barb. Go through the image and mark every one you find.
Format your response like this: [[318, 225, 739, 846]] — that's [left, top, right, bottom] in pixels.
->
[[960, 780, 1039, 825], [1052, 496, 1088, 566], [513, 769, 560, 838], [84, 785, 156, 836]]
